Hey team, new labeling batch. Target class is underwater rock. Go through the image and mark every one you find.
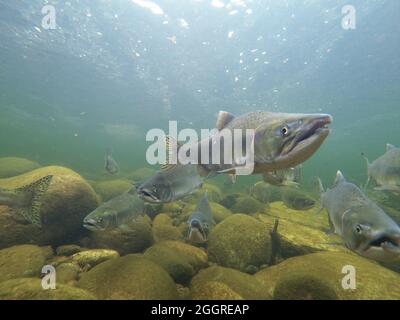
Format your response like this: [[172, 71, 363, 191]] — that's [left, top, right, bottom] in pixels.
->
[[176, 284, 191, 300], [0, 278, 96, 300], [208, 214, 271, 272], [0, 157, 40, 179], [162, 201, 185, 215], [71, 249, 119, 269], [190, 265, 271, 300], [185, 183, 223, 203], [160, 240, 208, 270], [152, 213, 183, 242], [255, 251, 400, 299], [250, 183, 282, 204], [191, 281, 244, 300], [0, 166, 99, 248], [257, 202, 350, 258], [230, 196, 266, 214], [273, 273, 338, 300], [55, 263, 81, 284], [179, 201, 232, 225], [84, 218, 154, 255], [144, 244, 195, 284], [127, 167, 156, 182], [93, 179, 132, 202], [56, 244, 83, 256], [0, 245, 53, 282], [281, 187, 316, 210], [219, 193, 248, 209], [78, 255, 178, 299]]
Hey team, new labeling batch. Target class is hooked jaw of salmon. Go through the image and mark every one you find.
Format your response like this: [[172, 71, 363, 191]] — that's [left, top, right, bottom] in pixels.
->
[[279, 114, 332, 166], [358, 230, 400, 261], [188, 219, 207, 243]]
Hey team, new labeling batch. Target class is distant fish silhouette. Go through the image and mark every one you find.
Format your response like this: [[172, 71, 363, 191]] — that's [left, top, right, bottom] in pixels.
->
[[104, 148, 120, 175]]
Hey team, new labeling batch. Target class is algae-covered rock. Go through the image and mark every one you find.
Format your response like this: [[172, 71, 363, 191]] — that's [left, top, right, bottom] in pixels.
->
[[56, 244, 83, 256], [250, 182, 282, 204], [190, 265, 270, 300], [208, 214, 270, 272], [86, 218, 154, 255], [0, 166, 99, 248], [152, 214, 183, 242], [0, 245, 53, 282], [78, 255, 178, 299], [255, 251, 400, 300], [220, 193, 248, 209], [71, 249, 119, 269], [231, 196, 266, 214], [160, 241, 208, 270], [273, 273, 338, 300], [55, 263, 81, 284], [93, 179, 132, 202], [179, 201, 232, 225], [0, 278, 95, 300], [192, 281, 244, 300], [186, 183, 223, 203], [0, 157, 40, 178], [257, 202, 350, 258], [144, 244, 195, 284], [127, 167, 156, 181], [281, 187, 316, 210]]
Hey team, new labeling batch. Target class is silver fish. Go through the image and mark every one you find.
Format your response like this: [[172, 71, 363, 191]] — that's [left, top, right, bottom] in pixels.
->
[[83, 188, 145, 231], [136, 163, 204, 203], [363, 144, 400, 194], [104, 148, 120, 175], [0, 175, 53, 227], [318, 170, 400, 262], [187, 192, 215, 244]]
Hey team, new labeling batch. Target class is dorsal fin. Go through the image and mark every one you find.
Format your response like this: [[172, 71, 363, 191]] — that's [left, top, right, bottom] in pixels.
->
[[216, 111, 235, 130], [386, 143, 396, 152], [334, 170, 346, 186], [161, 135, 181, 171]]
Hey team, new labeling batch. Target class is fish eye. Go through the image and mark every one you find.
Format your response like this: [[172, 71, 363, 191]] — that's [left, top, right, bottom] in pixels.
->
[[281, 126, 289, 136], [355, 224, 363, 234]]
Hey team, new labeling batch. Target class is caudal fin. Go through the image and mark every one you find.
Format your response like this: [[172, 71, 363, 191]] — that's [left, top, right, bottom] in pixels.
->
[[16, 175, 53, 227], [361, 152, 371, 190]]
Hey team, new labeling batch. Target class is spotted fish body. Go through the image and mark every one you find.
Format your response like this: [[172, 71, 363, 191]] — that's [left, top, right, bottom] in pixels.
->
[[0, 175, 53, 227]]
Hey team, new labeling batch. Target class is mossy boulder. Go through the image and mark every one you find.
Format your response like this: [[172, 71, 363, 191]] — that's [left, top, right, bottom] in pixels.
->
[[186, 183, 223, 203], [160, 240, 208, 270], [179, 201, 232, 225], [220, 193, 248, 209], [144, 244, 195, 284], [208, 214, 270, 272], [281, 187, 316, 210], [84, 218, 154, 255], [255, 251, 400, 300], [257, 202, 350, 258], [0, 157, 40, 178], [56, 244, 83, 256], [0, 245, 53, 282], [231, 196, 266, 214], [152, 214, 183, 242], [78, 255, 178, 299], [0, 166, 99, 248], [55, 263, 81, 284], [192, 281, 244, 300], [93, 179, 132, 201], [0, 278, 95, 300], [191, 266, 271, 300], [71, 249, 119, 269]]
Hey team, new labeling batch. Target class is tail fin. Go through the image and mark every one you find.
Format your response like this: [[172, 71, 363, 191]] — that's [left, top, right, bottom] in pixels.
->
[[15, 175, 53, 227], [361, 152, 371, 190]]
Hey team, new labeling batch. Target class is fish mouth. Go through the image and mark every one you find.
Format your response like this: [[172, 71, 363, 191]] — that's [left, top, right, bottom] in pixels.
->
[[83, 219, 104, 232], [360, 233, 400, 261], [188, 219, 207, 243], [137, 188, 161, 203], [284, 115, 332, 155]]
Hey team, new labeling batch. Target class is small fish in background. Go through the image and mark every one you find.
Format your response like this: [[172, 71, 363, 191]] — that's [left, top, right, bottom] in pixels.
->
[[281, 186, 316, 210], [187, 192, 215, 244], [317, 170, 400, 262], [83, 187, 145, 232], [362, 144, 400, 194], [262, 165, 302, 187], [104, 148, 120, 175], [0, 175, 53, 227], [269, 219, 282, 265]]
